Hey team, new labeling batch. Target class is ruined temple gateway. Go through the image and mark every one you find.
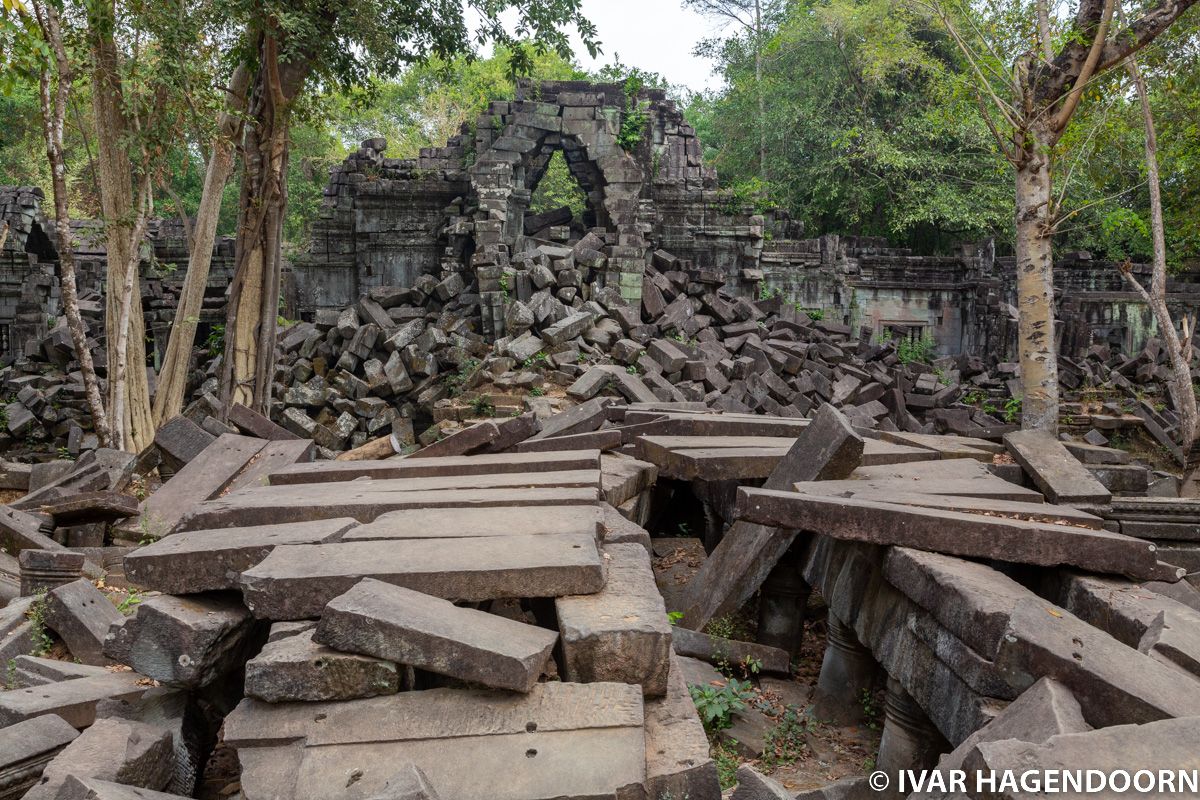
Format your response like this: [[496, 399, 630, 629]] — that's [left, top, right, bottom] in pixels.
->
[[3, 80, 1198, 363], [293, 78, 1200, 358]]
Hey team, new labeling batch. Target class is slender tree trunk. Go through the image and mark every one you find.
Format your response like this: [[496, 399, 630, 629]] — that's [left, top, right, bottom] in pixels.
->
[[153, 64, 250, 425], [1013, 123, 1060, 434], [219, 29, 313, 417], [1122, 58, 1197, 456], [88, 1, 155, 451], [32, 5, 111, 448]]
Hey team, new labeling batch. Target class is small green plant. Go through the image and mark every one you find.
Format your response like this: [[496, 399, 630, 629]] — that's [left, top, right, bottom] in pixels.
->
[[470, 395, 495, 417], [805, 308, 824, 321], [522, 352, 550, 369], [962, 388, 987, 406], [116, 590, 143, 615], [760, 708, 815, 770], [860, 688, 882, 730], [498, 273, 511, 300], [626, 364, 640, 375], [667, 611, 684, 626], [55, 447, 73, 461], [205, 324, 225, 357], [759, 285, 782, 301], [740, 655, 762, 676], [895, 332, 936, 365], [688, 678, 754, 731], [712, 740, 741, 790], [529, 387, 545, 397], [26, 591, 53, 657], [617, 75, 650, 152], [1003, 396, 1022, 424]]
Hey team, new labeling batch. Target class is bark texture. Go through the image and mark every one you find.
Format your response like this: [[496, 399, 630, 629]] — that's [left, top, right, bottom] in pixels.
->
[[32, 0, 111, 448], [153, 65, 250, 426]]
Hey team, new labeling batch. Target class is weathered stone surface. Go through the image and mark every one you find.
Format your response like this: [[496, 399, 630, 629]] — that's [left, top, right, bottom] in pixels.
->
[[178, 477, 599, 530], [39, 492, 138, 526], [53, 776, 193, 800], [316, 579, 557, 692], [964, 716, 1200, 797], [730, 765, 793, 799], [23, 717, 174, 800], [931, 677, 1090, 775], [102, 593, 256, 688], [124, 518, 357, 594], [644, 653, 721, 800], [228, 403, 301, 441], [526, 397, 619, 440], [737, 489, 1179, 581], [344, 504, 600, 540], [556, 543, 672, 696], [0, 595, 36, 664], [677, 404, 863, 628], [224, 682, 645, 800], [0, 672, 149, 728], [224, 439, 315, 494], [600, 454, 658, 508], [133, 434, 269, 538], [1004, 429, 1112, 506], [670, 626, 791, 675], [994, 597, 1200, 727], [246, 625, 399, 703], [0, 714, 78, 800], [43, 578, 124, 665], [367, 765, 442, 800], [268, 450, 599, 485], [8, 655, 110, 688], [240, 533, 606, 619], [152, 416, 214, 472]]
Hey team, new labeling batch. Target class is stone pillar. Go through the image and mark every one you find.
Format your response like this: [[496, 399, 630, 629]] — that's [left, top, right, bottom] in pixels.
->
[[876, 676, 949, 791], [19, 549, 84, 596], [812, 610, 883, 725], [756, 551, 809, 658]]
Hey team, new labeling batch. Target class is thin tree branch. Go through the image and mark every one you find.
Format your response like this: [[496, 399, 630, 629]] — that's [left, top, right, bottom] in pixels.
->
[[1051, 0, 1114, 131]]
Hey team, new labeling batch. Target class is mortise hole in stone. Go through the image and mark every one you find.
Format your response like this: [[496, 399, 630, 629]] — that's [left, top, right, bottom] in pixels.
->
[[526, 749, 538, 758], [526, 721, 537, 732]]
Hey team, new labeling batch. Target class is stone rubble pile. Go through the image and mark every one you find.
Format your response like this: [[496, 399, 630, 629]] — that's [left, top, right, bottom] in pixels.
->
[[1, 395, 1200, 799]]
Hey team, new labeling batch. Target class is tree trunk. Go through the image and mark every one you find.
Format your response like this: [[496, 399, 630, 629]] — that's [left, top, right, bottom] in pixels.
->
[[32, 0, 110, 447], [1013, 124, 1060, 434], [88, 1, 155, 451], [1124, 58, 1197, 455], [219, 30, 311, 417], [153, 64, 250, 426]]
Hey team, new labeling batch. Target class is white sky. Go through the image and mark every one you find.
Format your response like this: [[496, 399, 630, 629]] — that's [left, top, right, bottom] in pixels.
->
[[567, 1, 728, 94]]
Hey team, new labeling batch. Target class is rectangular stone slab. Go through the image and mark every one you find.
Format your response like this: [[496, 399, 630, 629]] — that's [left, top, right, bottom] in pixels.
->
[[877, 430, 997, 460], [737, 488, 1182, 582], [555, 543, 672, 696], [176, 486, 599, 530], [514, 430, 624, 453], [796, 488, 1102, 528], [315, 579, 558, 692], [267, 451, 600, 485], [639, 438, 932, 481], [644, 653, 720, 800], [224, 683, 644, 800], [134, 434, 269, 538], [0, 672, 150, 728], [676, 404, 863, 629], [621, 411, 810, 438], [224, 439, 314, 494], [240, 533, 606, 619], [124, 518, 358, 594], [1004, 429, 1112, 505], [343, 505, 600, 540], [0, 714, 79, 798], [792, 477, 1045, 503]]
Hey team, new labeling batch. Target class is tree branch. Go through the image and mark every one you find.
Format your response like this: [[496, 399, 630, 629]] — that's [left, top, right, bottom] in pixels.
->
[[1051, 0, 1114, 132]]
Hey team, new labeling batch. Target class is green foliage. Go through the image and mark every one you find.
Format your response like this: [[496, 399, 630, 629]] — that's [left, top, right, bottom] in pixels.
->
[[688, 678, 754, 731], [1004, 396, 1022, 425], [205, 324, 225, 358], [896, 332, 936, 365], [805, 308, 824, 320], [667, 611, 684, 626], [115, 590, 143, 616], [712, 740, 741, 790], [617, 74, 650, 152], [760, 707, 816, 770], [470, 395, 495, 417], [529, 149, 587, 219], [528, 386, 545, 397], [26, 591, 53, 657]]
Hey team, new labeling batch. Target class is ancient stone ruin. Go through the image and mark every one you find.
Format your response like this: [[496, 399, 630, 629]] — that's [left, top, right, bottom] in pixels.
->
[[2, 79, 1200, 800]]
